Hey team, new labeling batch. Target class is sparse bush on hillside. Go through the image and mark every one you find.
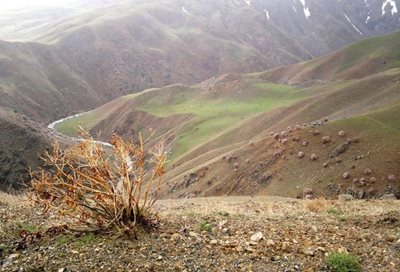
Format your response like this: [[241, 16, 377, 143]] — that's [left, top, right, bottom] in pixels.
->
[[305, 198, 330, 213], [29, 131, 166, 233], [325, 252, 361, 272]]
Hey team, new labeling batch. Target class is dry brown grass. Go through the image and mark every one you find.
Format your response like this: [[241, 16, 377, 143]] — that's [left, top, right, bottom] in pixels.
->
[[0, 191, 28, 206], [29, 132, 166, 233], [304, 198, 332, 213]]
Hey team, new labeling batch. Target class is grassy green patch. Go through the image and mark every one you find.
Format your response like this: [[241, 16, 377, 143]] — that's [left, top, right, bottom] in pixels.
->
[[55, 111, 98, 137], [199, 222, 213, 232], [325, 252, 361, 272], [57, 234, 73, 246], [18, 222, 39, 233], [136, 82, 306, 161], [74, 233, 97, 246], [218, 211, 230, 217], [326, 207, 345, 216]]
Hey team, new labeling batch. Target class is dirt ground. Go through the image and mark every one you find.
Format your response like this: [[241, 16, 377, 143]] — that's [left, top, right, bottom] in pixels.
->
[[1, 194, 399, 271]]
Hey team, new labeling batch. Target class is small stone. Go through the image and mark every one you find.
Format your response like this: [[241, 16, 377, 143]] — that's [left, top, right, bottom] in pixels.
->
[[343, 171, 350, 179], [364, 168, 372, 175], [310, 154, 318, 161], [351, 137, 360, 143], [387, 174, 396, 182], [58, 268, 66, 272], [323, 162, 329, 168], [318, 247, 326, 252], [210, 239, 218, 245], [322, 136, 331, 144], [266, 239, 275, 246], [369, 177, 377, 183], [8, 254, 20, 260], [298, 152, 305, 158], [271, 255, 281, 261], [282, 139, 288, 145], [338, 194, 354, 201], [311, 226, 318, 233], [157, 255, 163, 261], [303, 248, 315, 256], [250, 232, 264, 243], [338, 131, 346, 137], [189, 232, 199, 238], [304, 188, 313, 195], [313, 130, 321, 136], [302, 141, 309, 146]]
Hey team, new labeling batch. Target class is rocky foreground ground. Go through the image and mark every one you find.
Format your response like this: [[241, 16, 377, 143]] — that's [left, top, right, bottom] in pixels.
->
[[0, 194, 399, 272]]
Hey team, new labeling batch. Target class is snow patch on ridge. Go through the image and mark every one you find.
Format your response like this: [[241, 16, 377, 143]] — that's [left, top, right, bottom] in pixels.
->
[[298, 0, 311, 20], [382, 0, 398, 16], [344, 13, 363, 36], [182, 6, 191, 15], [264, 9, 270, 21]]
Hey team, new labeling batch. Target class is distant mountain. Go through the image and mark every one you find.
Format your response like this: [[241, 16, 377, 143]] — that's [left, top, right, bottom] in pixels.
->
[[0, 0, 399, 123]]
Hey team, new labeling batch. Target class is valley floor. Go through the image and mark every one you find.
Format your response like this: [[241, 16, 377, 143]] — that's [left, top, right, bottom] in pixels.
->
[[0, 195, 399, 271]]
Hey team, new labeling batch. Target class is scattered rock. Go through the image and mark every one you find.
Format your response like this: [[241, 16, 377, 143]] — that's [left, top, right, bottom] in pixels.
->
[[312, 130, 321, 136], [304, 188, 313, 195], [310, 226, 318, 233], [387, 174, 396, 182], [364, 168, 372, 175], [250, 232, 264, 243], [7, 253, 20, 260], [342, 172, 350, 179], [310, 154, 318, 161], [302, 141, 309, 146], [338, 131, 346, 137], [338, 194, 354, 201], [369, 177, 377, 183], [281, 139, 288, 145], [323, 162, 329, 168], [302, 248, 315, 256], [298, 152, 305, 159], [266, 239, 275, 246], [322, 136, 331, 144], [332, 143, 349, 157]]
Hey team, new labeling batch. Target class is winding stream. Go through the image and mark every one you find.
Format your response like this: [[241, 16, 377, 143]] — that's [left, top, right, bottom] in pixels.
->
[[47, 113, 112, 147]]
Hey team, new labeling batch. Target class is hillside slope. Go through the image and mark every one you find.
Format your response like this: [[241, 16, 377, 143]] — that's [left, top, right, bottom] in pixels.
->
[[59, 31, 400, 199], [0, 108, 70, 191]]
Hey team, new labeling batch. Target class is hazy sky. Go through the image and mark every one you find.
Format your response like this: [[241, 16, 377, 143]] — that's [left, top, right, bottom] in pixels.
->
[[0, 0, 76, 10]]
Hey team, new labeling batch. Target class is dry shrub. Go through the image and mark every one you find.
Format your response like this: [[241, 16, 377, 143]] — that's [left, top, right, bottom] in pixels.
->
[[29, 132, 166, 233], [305, 198, 330, 213]]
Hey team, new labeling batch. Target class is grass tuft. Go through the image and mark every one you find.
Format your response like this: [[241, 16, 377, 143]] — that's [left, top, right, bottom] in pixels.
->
[[325, 252, 361, 272], [199, 222, 213, 232]]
